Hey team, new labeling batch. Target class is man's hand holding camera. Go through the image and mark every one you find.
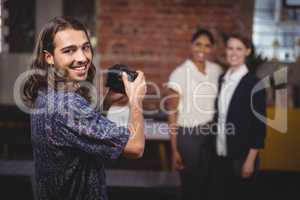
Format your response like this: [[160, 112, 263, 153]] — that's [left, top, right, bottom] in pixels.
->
[[122, 70, 146, 107], [120, 70, 146, 158]]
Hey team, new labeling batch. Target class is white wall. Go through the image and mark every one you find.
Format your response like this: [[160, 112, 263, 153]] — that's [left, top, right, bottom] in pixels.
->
[[0, 53, 32, 104]]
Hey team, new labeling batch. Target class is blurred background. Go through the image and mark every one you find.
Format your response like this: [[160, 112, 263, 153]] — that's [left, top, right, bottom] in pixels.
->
[[0, 0, 299, 199]]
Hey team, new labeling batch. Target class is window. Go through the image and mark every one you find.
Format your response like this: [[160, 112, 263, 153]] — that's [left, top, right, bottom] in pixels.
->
[[63, 0, 97, 48], [63, 0, 96, 36], [0, 0, 5, 53], [284, 0, 300, 8], [281, 0, 300, 23], [5, 0, 35, 53], [0, 0, 2, 53], [253, 0, 300, 62]]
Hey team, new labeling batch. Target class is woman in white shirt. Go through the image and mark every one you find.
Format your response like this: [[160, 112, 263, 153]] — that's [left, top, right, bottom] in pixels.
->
[[167, 28, 222, 200]]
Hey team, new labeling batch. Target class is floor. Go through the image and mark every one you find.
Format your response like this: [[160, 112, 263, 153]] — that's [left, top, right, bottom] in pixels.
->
[[1, 144, 299, 200], [0, 170, 299, 200]]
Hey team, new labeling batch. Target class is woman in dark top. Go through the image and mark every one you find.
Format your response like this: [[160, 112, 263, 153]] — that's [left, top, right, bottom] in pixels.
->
[[22, 16, 146, 200], [210, 33, 266, 200]]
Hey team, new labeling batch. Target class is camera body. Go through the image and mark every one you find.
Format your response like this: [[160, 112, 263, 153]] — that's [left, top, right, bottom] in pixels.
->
[[106, 64, 138, 93]]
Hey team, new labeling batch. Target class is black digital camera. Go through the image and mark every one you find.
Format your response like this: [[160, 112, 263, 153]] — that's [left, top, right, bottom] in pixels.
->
[[105, 64, 138, 93]]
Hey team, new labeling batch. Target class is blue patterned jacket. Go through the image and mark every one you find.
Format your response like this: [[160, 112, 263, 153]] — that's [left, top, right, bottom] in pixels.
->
[[31, 89, 129, 200]]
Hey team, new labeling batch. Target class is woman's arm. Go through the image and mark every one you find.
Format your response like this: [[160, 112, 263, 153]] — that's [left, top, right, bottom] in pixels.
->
[[242, 79, 267, 178], [167, 88, 184, 171], [241, 148, 259, 178]]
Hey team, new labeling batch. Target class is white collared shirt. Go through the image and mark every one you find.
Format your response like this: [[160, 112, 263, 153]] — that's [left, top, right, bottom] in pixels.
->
[[167, 59, 222, 127], [216, 64, 249, 156]]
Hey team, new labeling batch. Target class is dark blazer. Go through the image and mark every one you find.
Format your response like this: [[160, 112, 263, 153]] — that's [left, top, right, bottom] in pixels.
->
[[213, 72, 266, 159]]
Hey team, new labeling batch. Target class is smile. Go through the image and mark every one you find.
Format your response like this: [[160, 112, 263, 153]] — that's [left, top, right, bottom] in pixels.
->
[[70, 64, 89, 74]]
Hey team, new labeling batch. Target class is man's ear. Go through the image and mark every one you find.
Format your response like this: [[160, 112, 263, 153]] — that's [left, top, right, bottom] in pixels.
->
[[43, 50, 54, 65]]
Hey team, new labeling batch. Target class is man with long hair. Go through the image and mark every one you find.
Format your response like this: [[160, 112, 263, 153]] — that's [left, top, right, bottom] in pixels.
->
[[23, 16, 146, 200]]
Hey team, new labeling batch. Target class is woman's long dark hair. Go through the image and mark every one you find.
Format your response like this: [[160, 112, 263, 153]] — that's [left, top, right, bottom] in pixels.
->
[[23, 16, 96, 105]]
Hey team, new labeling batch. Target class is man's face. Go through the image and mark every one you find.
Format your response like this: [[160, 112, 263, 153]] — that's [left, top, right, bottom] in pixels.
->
[[45, 28, 92, 81]]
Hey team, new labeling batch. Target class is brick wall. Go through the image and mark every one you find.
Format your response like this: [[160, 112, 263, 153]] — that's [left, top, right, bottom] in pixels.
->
[[97, 0, 255, 111]]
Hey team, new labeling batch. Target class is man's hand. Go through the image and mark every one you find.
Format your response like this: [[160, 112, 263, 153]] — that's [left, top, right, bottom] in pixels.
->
[[122, 71, 146, 106]]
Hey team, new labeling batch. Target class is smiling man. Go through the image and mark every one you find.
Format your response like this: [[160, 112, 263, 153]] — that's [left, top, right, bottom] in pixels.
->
[[23, 16, 146, 200], [44, 28, 92, 81]]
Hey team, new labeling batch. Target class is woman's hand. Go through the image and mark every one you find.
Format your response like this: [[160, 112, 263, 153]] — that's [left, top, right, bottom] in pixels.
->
[[241, 149, 259, 178], [171, 150, 184, 171], [241, 158, 255, 178]]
